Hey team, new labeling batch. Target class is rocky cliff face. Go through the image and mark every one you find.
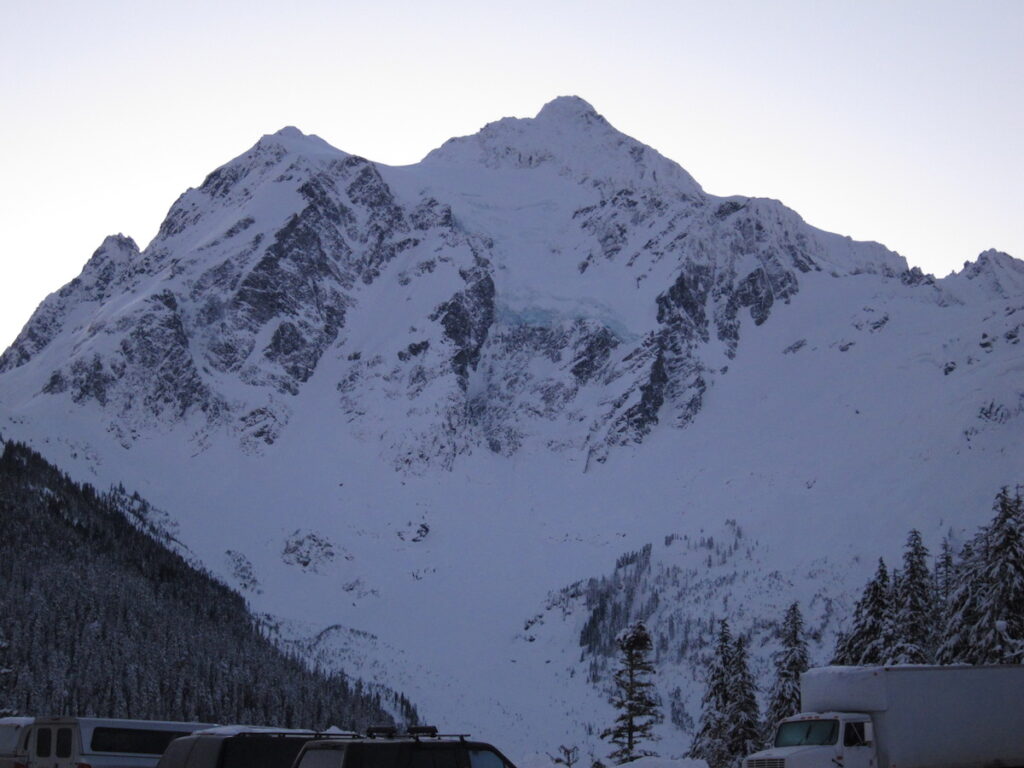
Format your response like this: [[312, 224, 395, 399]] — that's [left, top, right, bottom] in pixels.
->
[[0, 97, 923, 470]]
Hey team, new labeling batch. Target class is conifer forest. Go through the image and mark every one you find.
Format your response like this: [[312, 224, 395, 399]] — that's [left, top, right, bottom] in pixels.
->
[[0, 440, 417, 727]]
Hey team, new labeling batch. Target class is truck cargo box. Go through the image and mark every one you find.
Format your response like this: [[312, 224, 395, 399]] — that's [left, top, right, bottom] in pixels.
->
[[801, 666, 1024, 768]]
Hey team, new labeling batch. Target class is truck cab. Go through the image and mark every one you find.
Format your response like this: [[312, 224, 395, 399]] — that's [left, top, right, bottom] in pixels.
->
[[746, 712, 876, 768]]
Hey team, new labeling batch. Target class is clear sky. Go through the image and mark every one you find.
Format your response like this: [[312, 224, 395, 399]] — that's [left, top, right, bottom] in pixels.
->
[[1, 0, 1021, 349]]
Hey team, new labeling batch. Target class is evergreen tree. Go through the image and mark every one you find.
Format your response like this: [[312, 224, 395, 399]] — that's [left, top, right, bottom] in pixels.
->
[[890, 530, 934, 663], [933, 535, 957, 609], [938, 488, 1024, 664], [763, 603, 808, 742], [936, 540, 978, 664], [601, 622, 660, 764], [829, 630, 851, 665], [833, 559, 893, 665], [690, 621, 734, 768], [727, 635, 761, 764], [963, 487, 1024, 663]]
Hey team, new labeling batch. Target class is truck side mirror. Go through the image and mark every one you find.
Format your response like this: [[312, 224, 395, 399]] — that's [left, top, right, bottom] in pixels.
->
[[863, 723, 874, 746]]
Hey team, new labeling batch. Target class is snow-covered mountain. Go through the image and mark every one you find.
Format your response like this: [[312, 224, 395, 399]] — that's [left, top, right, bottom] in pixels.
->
[[2, 96, 1023, 763]]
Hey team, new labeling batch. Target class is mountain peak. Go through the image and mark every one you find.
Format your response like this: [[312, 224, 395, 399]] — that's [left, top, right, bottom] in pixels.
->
[[422, 97, 703, 197], [960, 249, 1022, 279], [942, 248, 1024, 300], [97, 233, 139, 254], [252, 126, 345, 160], [534, 95, 604, 125], [272, 125, 305, 139]]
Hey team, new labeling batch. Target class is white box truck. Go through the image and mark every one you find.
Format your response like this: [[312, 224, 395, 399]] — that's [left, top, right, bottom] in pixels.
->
[[745, 666, 1024, 768]]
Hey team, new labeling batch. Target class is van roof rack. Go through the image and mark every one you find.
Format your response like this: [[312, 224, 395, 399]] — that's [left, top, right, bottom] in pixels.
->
[[362, 726, 470, 741], [406, 727, 438, 737], [230, 731, 358, 740]]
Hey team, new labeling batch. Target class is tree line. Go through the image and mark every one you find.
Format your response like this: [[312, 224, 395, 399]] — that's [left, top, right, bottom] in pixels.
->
[[834, 487, 1024, 666], [593, 486, 1024, 768]]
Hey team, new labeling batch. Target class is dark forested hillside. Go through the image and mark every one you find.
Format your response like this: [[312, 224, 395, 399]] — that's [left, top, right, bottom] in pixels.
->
[[0, 439, 417, 727]]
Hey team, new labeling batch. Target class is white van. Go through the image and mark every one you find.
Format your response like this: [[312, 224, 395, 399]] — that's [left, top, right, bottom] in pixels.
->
[[0, 718, 34, 768], [18, 718, 214, 768]]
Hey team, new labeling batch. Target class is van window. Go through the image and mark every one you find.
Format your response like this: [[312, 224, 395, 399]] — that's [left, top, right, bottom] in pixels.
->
[[56, 729, 72, 758], [36, 730, 52, 758], [298, 747, 347, 768], [468, 751, 507, 768], [90, 729, 191, 755], [221, 738, 310, 768]]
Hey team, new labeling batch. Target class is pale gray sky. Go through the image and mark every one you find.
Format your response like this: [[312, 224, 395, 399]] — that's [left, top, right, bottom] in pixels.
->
[[1, 0, 1021, 348]]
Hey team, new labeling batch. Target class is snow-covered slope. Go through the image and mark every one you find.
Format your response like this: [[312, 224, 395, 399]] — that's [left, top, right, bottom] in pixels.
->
[[1, 96, 1022, 763]]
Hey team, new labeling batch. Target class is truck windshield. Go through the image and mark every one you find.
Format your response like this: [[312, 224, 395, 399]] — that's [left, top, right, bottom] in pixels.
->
[[775, 720, 839, 747]]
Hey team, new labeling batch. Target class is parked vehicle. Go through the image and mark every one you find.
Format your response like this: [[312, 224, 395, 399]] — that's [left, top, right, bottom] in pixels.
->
[[156, 727, 332, 768], [0, 718, 34, 768], [16, 718, 215, 768], [745, 665, 1024, 768], [291, 727, 516, 768]]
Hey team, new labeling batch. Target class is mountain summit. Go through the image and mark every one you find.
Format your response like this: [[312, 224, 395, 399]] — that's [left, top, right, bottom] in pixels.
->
[[1, 98, 1022, 760], [423, 95, 704, 196]]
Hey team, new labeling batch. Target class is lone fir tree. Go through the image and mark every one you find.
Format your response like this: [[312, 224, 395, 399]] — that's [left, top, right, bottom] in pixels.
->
[[728, 635, 761, 762], [890, 529, 934, 663], [763, 602, 808, 742], [832, 558, 893, 665], [689, 621, 734, 768], [601, 622, 660, 764]]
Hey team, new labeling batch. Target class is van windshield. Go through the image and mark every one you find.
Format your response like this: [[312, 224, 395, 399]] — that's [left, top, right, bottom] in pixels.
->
[[774, 720, 839, 747]]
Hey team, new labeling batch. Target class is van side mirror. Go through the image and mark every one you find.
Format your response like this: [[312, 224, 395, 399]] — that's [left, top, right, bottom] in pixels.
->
[[863, 723, 874, 746]]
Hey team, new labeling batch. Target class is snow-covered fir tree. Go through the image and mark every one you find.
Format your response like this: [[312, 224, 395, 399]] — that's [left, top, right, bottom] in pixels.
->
[[728, 635, 761, 764], [890, 530, 934, 663], [833, 558, 893, 665], [690, 621, 759, 768], [601, 622, 660, 764], [951, 488, 1024, 663], [937, 540, 979, 664], [690, 621, 735, 768], [934, 535, 957, 609], [763, 602, 808, 742]]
